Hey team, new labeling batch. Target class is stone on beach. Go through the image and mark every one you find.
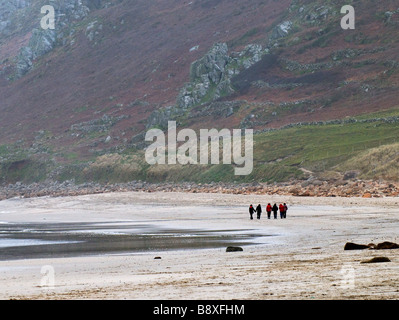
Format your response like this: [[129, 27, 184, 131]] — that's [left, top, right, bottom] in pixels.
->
[[344, 242, 370, 250], [344, 241, 399, 251], [374, 241, 399, 250], [361, 257, 391, 264], [226, 246, 243, 252]]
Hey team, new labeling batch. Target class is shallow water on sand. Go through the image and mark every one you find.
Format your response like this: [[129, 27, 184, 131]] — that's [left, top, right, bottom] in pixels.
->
[[0, 221, 267, 261]]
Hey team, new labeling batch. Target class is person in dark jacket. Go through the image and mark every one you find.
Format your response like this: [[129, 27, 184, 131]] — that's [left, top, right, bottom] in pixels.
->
[[266, 203, 272, 219], [283, 203, 288, 218], [272, 203, 278, 219], [256, 204, 262, 220], [249, 204, 255, 220]]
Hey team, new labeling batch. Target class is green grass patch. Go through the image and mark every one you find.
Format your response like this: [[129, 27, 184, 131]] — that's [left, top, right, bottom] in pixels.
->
[[251, 120, 399, 180]]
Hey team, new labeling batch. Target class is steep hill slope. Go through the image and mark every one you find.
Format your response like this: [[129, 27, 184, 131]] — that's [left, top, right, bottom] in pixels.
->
[[1, 0, 399, 185], [0, 0, 290, 144]]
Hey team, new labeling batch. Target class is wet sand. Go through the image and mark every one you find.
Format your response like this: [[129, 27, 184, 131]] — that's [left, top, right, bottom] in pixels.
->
[[0, 191, 398, 300], [0, 221, 262, 261]]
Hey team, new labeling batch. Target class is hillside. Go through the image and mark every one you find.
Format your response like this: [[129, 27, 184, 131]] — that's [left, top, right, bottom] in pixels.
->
[[1, 0, 399, 186]]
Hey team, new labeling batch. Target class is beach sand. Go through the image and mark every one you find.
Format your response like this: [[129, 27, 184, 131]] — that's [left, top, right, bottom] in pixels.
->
[[0, 191, 398, 300]]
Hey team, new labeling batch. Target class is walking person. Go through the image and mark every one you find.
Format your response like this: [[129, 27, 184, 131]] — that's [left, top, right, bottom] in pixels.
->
[[256, 204, 262, 220], [279, 204, 285, 219], [272, 203, 278, 219], [266, 203, 272, 219], [283, 203, 288, 219], [249, 204, 255, 220]]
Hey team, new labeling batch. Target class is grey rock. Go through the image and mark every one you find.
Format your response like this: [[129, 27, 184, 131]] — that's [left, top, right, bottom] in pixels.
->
[[176, 42, 267, 110], [190, 42, 229, 83], [270, 21, 292, 40], [15, 47, 33, 77], [10, 0, 91, 79], [0, 0, 31, 35], [85, 20, 103, 43], [28, 28, 57, 59], [177, 43, 232, 109]]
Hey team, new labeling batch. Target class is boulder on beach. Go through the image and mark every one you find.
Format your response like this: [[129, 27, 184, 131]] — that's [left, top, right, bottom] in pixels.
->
[[360, 257, 391, 264], [344, 242, 370, 250], [226, 246, 243, 252], [375, 241, 399, 250], [345, 241, 399, 251]]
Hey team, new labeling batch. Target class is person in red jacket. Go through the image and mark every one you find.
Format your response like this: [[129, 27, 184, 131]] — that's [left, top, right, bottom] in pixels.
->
[[266, 203, 272, 219], [279, 203, 285, 219]]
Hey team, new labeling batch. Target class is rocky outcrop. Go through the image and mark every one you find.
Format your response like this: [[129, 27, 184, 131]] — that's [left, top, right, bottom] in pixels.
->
[[85, 20, 103, 43], [269, 3, 336, 45], [15, 47, 34, 78], [0, 0, 30, 36], [190, 42, 230, 85], [16, 29, 57, 77], [177, 43, 268, 110], [177, 42, 233, 109], [270, 21, 292, 41], [12, 0, 91, 78], [384, 9, 399, 24], [148, 42, 269, 128], [293, 3, 335, 26]]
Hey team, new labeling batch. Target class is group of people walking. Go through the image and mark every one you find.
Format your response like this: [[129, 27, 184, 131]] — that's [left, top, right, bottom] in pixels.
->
[[248, 203, 288, 220]]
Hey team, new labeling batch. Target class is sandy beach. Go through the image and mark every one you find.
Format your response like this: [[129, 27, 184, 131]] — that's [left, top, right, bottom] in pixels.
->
[[0, 191, 398, 300]]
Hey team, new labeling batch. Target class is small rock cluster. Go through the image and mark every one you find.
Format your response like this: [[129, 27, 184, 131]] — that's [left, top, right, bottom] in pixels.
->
[[344, 241, 398, 264]]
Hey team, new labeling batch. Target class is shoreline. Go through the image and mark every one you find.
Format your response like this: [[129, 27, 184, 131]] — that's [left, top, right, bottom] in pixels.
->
[[0, 191, 398, 300], [2, 178, 399, 202]]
